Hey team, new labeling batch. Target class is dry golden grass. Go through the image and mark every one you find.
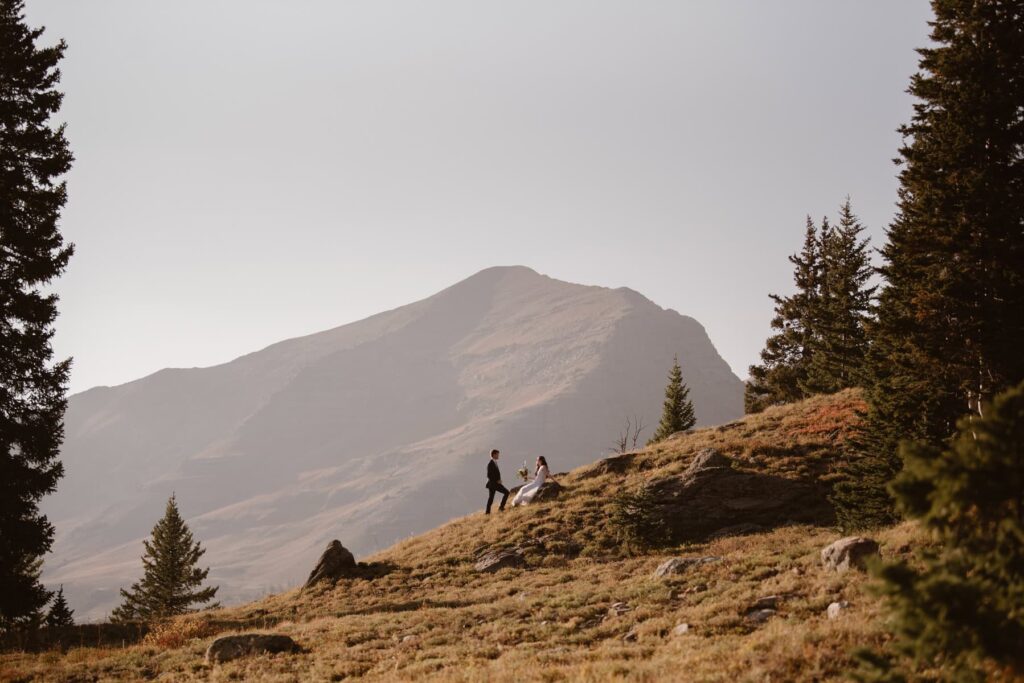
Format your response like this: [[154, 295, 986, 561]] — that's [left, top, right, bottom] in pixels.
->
[[2, 390, 923, 682], [141, 616, 218, 651]]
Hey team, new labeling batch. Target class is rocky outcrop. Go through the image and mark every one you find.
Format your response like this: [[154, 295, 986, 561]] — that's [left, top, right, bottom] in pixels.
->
[[303, 540, 357, 589], [532, 480, 564, 502], [685, 448, 732, 473], [646, 449, 829, 541], [579, 452, 640, 479], [652, 556, 720, 578], [205, 634, 300, 664], [745, 608, 775, 625], [821, 537, 879, 573], [474, 547, 525, 573], [509, 480, 565, 503], [749, 595, 783, 611], [606, 602, 633, 618]]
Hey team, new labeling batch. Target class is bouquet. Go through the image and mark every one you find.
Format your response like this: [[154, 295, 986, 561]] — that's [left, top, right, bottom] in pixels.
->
[[516, 461, 530, 482]]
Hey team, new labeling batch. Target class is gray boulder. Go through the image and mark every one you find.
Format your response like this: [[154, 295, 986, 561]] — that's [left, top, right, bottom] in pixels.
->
[[684, 448, 733, 476], [749, 595, 783, 611], [827, 600, 850, 619], [606, 602, 633, 619], [671, 623, 690, 636], [579, 452, 639, 479], [205, 634, 300, 664], [652, 556, 720, 578], [745, 608, 776, 624], [474, 547, 525, 573], [508, 480, 565, 503], [821, 537, 879, 573], [303, 540, 357, 589]]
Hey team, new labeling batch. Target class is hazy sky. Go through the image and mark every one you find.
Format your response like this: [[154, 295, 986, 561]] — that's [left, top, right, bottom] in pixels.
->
[[27, 1, 933, 394]]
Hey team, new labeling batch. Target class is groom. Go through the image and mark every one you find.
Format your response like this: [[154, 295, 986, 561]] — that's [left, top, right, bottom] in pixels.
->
[[485, 449, 509, 514]]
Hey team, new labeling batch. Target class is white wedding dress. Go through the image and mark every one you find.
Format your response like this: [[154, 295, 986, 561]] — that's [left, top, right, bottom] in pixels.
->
[[512, 465, 548, 507]]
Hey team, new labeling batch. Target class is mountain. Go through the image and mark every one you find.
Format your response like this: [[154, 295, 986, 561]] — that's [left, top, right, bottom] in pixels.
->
[[43, 266, 743, 620]]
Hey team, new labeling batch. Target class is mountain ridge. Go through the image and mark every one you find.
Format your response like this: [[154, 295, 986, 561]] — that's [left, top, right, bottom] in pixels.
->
[[68, 267, 700, 398]]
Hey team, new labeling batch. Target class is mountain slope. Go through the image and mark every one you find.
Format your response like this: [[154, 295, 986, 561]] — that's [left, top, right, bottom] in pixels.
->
[[43, 266, 744, 619], [6, 390, 925, 682]]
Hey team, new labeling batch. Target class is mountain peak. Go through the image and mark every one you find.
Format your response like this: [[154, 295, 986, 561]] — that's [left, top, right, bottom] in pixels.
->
[[449, 265, 546, 290], [470, 265, 540, 278]]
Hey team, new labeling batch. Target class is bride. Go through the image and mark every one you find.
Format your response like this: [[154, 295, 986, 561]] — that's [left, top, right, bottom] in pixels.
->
[[512, 456, 552, 507]]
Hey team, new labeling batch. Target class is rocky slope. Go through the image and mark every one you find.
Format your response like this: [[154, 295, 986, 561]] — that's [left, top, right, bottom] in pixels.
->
[[43, 266, 743, 619]]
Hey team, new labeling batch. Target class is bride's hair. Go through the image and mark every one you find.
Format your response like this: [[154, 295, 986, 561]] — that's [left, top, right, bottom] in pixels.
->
[[535, 456, 548, 474]]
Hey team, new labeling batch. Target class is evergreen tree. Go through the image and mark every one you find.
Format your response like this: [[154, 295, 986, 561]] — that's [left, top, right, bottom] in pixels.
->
[[0, 0, 73, 630], [836, 0, 1024, 529], [111, 495, 219, 622], [608, 482, 667, 552], [648, 357, 696, 443], [803, 200, 875, 395], [832, 435, 901, 532], [857, 381, 1024, 681], [745, 218, 822, 412], [45, 585, 73, 628]]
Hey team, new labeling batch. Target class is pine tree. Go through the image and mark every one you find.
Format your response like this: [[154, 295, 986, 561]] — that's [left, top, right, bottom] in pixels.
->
[[648, 357, 696, 444], [45, 586, 73, 628], [111, 495, 219, 622], [745, 218, 822, 412], [608, 482, 667, 552], [857, 381, 1024, 681], [836, 0, 1024, 529], [803, 199, 874, 395], [0, 0, 74, 630]]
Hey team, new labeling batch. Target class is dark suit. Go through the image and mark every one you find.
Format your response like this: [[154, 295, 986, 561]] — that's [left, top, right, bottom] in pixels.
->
[[485, 458, 509, 514]]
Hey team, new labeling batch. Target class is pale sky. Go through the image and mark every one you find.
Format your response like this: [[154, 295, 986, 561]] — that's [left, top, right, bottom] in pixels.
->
[[26, 1, 933, 394]]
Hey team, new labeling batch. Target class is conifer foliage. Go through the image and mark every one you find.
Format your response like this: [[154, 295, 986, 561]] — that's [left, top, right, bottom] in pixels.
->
[[0, 0, 74, 629], [648, 357, 696, 444], [802, 200, 875, 395], [608, 482, 667, 552], [745, 202, 873, 413], [836, 0, 1024, 530], [45, 586, 73, 628], [112, 496, 219, 623], [858, 381, 1024, 681]]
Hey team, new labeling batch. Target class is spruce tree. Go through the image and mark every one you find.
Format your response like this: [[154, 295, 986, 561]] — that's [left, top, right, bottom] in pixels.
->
[[803, 200, 874, 395], [609, 482, 667, 552], [836, 0, 1024, 529], [111, 495, 219, 622], [858, 381, 1024, 681], [0, 0, 73, 629], [648, 357, 696, 444], [45, 585, 73, 628], [745, 218, 822, 412]]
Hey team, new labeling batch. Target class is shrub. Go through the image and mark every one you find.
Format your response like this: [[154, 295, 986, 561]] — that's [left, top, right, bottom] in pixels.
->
[[141, 615, 214, 650], [608, 482, 667, 552]]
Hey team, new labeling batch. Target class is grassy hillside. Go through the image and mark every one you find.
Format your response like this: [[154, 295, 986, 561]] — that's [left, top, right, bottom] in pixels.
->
[[2, 390, 924, 682]]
